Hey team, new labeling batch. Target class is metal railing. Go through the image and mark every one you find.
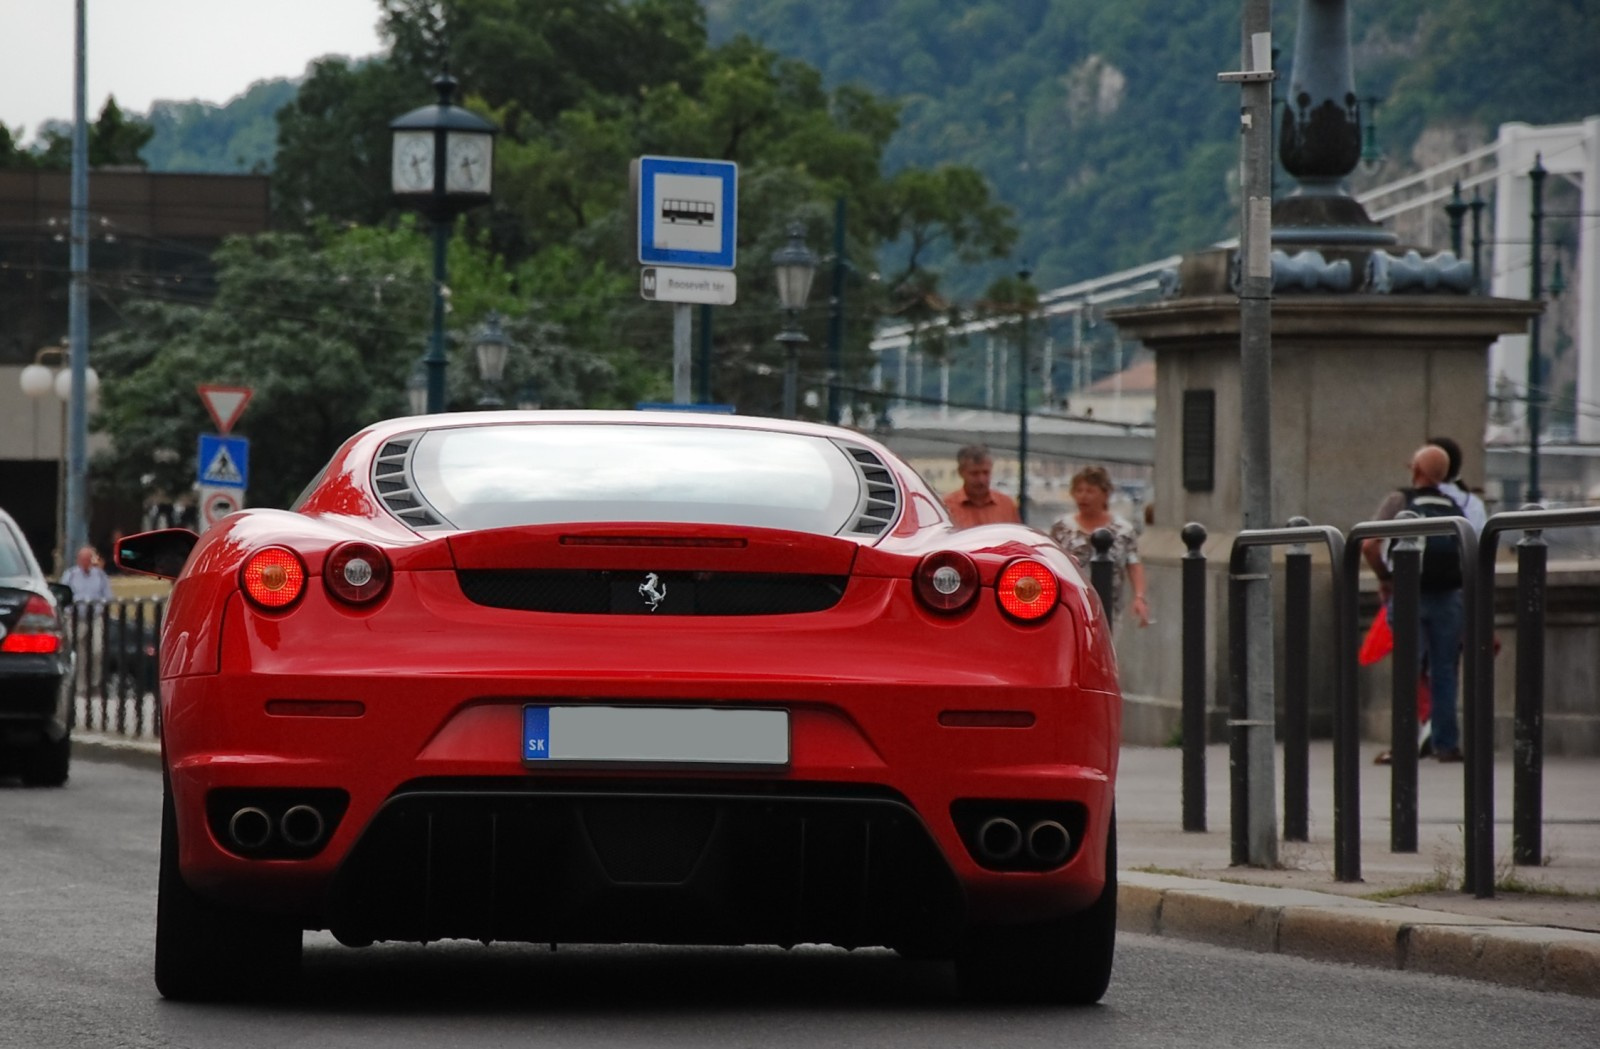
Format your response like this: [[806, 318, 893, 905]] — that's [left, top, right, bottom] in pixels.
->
[[1230, 521, 1347, 868], [62, 596, 164, 740], [1177, 504, 1600, 899]]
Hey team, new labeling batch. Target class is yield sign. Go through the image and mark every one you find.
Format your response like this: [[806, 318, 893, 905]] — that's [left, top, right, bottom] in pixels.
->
[[197, 385, 253, 435]]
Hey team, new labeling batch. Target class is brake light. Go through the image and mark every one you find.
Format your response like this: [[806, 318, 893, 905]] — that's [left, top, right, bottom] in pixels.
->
[[0, 595, 62, 653], [240, 547, 307, 610], [324, 542, 391, 605], [914, 551, 980, 613], [996, 558, 1059, 621]]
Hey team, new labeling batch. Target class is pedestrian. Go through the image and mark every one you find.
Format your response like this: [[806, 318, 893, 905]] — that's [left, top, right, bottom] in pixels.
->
[[942, 444, 1020, 528], [1362, 444, 1466, 763], [61, 544, 113, 604], [1428, 434, 1488, 531], [1049, 465, 1150, 627]]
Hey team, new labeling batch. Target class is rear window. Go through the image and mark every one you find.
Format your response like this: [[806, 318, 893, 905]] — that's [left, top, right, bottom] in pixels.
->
[[0, 519, 37, 578], [405, 423, 866, 534]]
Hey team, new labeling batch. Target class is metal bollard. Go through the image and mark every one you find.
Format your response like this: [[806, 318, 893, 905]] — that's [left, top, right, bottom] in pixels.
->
[[1283, 517, 1312, 842], [1227, 556, 1248, 866], [112, 600, 130, 733], [64, 602, 82, 730], [1389, 511, 1422, 854], [1181, 522, 1208, 832], [1513, 519, 1548, 866], [1089, 527, 1116, 627]]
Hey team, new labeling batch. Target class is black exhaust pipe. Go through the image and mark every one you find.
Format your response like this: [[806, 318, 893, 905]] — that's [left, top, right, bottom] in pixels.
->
[[280, 804, 326, 849], [227, 807, 273, 850], [1026, 819, 1072, 866], [975, 816, 1023, 862]]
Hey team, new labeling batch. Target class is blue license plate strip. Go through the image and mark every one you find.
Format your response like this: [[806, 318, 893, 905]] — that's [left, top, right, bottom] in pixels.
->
[[522, 705, 789, 766]]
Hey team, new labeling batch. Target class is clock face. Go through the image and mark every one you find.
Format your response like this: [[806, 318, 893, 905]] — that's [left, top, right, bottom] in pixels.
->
[[392, 132, 435, 194], [446, 132, 492, 195]]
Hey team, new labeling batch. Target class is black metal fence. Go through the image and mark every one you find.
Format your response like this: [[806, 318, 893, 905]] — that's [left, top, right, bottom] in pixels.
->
[[61, 597, 166, 739], [1175, 504, 1600, 899]]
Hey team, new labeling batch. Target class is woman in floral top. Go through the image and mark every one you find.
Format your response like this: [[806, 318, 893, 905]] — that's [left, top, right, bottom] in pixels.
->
[[1049, 465, 1150, 627]]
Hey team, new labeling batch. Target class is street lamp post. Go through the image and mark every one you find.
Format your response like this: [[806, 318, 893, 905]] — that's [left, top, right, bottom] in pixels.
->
[[472, 311, 511, 409], [771, 223, 817, 419], [391, 73, 497, 414], [20, 344, 99, 570], [406, 356, 429, 416]]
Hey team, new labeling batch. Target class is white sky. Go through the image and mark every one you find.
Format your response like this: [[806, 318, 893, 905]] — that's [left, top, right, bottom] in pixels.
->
[[3, 1, 385, 142]]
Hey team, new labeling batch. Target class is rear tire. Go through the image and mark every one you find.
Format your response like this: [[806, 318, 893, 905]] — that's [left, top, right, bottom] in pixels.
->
[[155, 785, 303, 1000], [20, 733, 70, 788], [957, 812, 1117, 1004]]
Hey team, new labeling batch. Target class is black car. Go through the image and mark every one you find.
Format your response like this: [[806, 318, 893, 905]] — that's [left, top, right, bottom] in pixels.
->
[[0, 509, 75, 786]]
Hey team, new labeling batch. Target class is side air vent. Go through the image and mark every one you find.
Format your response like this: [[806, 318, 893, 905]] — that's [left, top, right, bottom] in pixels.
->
[[837, 443, 901, 538], [373, 436, 447, 529]]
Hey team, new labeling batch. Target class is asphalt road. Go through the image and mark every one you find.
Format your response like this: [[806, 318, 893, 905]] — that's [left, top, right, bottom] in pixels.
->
[[4, 759, 1599, 1049]]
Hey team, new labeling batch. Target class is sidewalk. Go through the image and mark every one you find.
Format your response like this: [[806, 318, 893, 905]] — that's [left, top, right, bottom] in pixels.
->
[[1118, 741, 1600, 998], [72, 733, 1600, 997]]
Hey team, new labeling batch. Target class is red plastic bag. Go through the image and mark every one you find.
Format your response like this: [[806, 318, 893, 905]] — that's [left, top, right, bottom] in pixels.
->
[[1359, 604, 1393, 666], [1360, 604, 1434, 723]]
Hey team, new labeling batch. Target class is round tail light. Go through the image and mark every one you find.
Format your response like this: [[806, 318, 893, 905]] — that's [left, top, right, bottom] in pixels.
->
[[324, 542, 391, 605], [240, 547, 307, 610], [996, 558, 1059, 621], [914, 551, 980, 613]]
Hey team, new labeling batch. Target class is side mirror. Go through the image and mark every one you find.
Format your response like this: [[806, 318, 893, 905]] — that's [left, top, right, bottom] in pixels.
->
[[116, 528, 199, 580], [48, 582, 75, 608]]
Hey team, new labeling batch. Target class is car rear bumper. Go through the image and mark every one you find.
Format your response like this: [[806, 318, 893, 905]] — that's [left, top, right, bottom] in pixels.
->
[[163, 581, 1118, 944], [0, 663, 73, 743], [167, 675, 1115, 941]]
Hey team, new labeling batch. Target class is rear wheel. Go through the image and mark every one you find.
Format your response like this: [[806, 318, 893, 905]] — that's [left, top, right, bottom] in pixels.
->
[[155, 785, 303, 1000], [956, 812, 1117, 1004], [20, 733, 70, 787]]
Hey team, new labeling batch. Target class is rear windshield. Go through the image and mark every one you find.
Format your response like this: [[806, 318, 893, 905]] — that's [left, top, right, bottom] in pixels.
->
[[0, 519, 37, 578], [404, 423, 866, 534]]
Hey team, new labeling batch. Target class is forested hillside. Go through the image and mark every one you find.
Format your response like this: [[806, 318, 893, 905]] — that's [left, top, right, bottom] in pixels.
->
[[15, 1, 1591, 293], [706, 0, 1600, 290], [139, 78, 297, 174]]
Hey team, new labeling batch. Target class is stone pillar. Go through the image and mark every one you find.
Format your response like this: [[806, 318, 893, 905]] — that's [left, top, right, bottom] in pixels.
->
[[1106, 248, 1540, 743]]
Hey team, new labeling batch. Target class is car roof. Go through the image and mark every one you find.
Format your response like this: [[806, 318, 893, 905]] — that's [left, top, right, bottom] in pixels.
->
[[357, 409, 885, 445]]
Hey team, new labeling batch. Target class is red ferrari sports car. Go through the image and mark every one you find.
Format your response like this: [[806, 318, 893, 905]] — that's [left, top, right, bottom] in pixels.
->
[[119, 411, 1121, 1003]]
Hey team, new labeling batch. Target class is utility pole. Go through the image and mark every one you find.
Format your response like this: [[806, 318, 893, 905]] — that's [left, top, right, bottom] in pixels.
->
[[1527, 155, 1546, 504], [1017, 269, 1032, 522], [1220, 0, 1278, 867], [65, 0, 90, 560]]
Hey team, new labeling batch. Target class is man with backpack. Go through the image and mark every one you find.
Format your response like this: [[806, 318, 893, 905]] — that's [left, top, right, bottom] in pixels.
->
[[1361, 444, 1467, 763]]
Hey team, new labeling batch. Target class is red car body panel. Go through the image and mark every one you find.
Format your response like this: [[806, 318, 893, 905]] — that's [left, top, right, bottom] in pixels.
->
[[144, 412, 1122, 946]]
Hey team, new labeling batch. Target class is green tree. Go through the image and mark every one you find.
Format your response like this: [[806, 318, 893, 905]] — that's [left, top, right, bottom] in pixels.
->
[[1, 98, 154, 170]]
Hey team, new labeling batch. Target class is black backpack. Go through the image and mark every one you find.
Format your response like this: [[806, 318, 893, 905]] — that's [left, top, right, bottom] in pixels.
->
[[1391, 486, 1465, 591]]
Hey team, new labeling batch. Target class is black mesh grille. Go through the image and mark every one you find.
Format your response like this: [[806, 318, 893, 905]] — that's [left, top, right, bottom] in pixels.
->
[[326, 786, 965, 951], [457, 571, 848, 616]]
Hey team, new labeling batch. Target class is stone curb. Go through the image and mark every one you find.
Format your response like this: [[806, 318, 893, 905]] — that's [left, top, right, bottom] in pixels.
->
[[71, 733, 163, 772], [1119, 871, 1600, 999]]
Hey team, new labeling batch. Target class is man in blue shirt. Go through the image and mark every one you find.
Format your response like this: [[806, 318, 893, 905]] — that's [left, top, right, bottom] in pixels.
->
[[61, 544, 113, 604]]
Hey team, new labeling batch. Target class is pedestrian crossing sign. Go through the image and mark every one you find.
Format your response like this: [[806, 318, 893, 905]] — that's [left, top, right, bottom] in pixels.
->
[[198, 433, 249, 490]]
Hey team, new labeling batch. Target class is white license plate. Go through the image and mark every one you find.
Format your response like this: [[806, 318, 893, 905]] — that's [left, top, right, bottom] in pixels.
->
[[522, 705, 789, 766]]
